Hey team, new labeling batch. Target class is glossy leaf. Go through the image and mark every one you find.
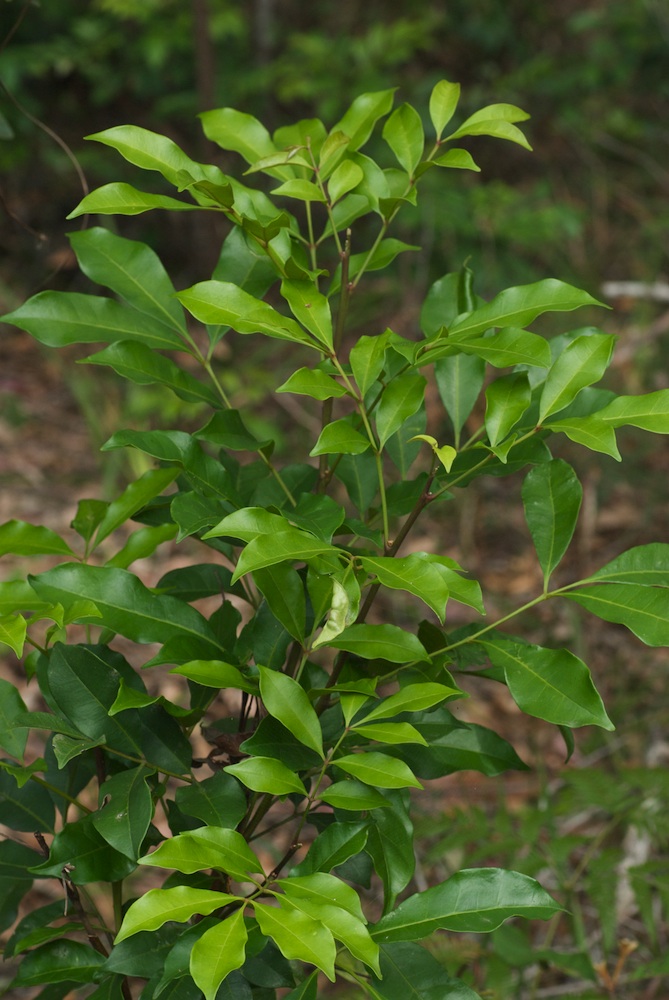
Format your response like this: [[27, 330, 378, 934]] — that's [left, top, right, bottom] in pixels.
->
[[366, 795, 415, 912], [431, 147, 480, 171], [359, 556, 453, 623], [30, 814, 136, 883], [92, 766, 154, 859], [177, 282, 315, 347], [254, 901, 336, 981], [277, 367, 347, 400], [138, 827, 264, 881], [258, 665, 323, 758], [320, 780, 391, 810], [434, 353, 485, 440], [429, 80, 460, 138], [170, 660, 256, 694], [175, 771, 247, 829], [372, 868, 562, 941], [0, 614, 27, 657], [254, 563, 306, 640], [281, 280, 333, 349], [200, 108, 277, 166], [92, 467, 180, 548], [539, 333, 616, 421], [586, 543, 669, 586], [545, 414, 621, 459], [0, 767, 55, 833], [68, 227, 187, 333], [330, 88, 396, 153], [480, 639, 614, 729], [328, 159, 364, 202], [286, 896, 380, 974], [349, 332, 389, 397], [67, 183, 201, 218], [116, 886, 241, 943], [357, 682, 460, 723], [0, 520, 74, 558], [382, 103, 424, 175], [334, 752, 422, 789], [2, 292, 186, 350], [564, 583, 669, 646], [443, 326, 551, 368], [595, 388, 669, 432], [10, 940, 106, 986], [190, 907, 248, 1000], [294, 821, 369, 875], [224, 756, 306, 796], [231, 530, 338, 583], [522, 459, 583, 586], [352, 721, 428, 746], [328, 624, 428, 663], [310, 417, 371, 457], [375, 375, 426, 448], [371, 941, 482, 999], [485, 372, 531, 447], [85, 124, 219, 186]]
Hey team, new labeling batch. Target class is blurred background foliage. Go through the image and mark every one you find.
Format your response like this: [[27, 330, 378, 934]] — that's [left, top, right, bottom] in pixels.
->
[[1, 0, 668, 300]]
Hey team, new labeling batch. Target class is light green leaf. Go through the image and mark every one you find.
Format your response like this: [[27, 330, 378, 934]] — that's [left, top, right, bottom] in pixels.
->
[[328, 159, 364, 202], [204, 506, 288, 542], [545, 414, 621, 459], [281, 280, 333, 349], [177, 281, 315, 347], [0, 521, 74, 558], [330, 89, 397, 153], [0, 615, 27, 657], [357, 683, 460, 723], [480, 639, 613, 729], [328, 623, 428, 663], [200, 108, 278, 167], [564, 584, 669, 646], [431, 148, 480, 171], [586, 544, 669, 586], [429, 80, 460, 138], [382, 103, 424, 175], [277, 872, 366, 921], [334, 752, 422, 789], [434, 326, 552, 368], [67, 183, 200, 219], [116, 886, 241, 943], [485, 372, 531, 447], [3, 291, 186, 350], [277, 367, 347, 401], [231, 530, 338, 583], [376, 375, 426, 448], [352, 722, 428, 746], [106, 523, 178, 570], [349, 332, 390, 398], [82, 341, 218, 406], [372, 868, 561, 941], [224, 756, 306, 796], [272, 179, 326, 201], [138, 827, 263, 881], [286, 896, 380, 975], [522, 459, 583, 587], [170, 660, 256, 694], [594, 389, 669, 432], [539, 333, 616, 421], [190, 906, 248, 1000], [449, 118, 532, 149], [310, 418, 371, 456], [69, 227, 187, 333], [319, 780, 391, 811], [293, 821, 369, 876], [85, 124, 220, 187], [254, 901, 336, 981], [258, 665, 323, 758]]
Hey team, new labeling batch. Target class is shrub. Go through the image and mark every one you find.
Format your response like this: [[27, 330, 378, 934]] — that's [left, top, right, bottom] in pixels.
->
[[2, 80, 669, 999]]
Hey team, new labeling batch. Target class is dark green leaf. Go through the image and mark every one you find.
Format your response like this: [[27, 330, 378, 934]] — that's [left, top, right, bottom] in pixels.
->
[[586, 543, 669, 586], [30, 814, 136, 883], [92, 766, 154, 859], [371, 942, 482, 999], [328, 624, 428, 664], [0, 520, 74, 558], [522, 459, 583, 587], [434, 353, 485, 440], [0, 768, 55, 832], [253, 563, 306, 640], [539, 333, 616, 421], [10, 940, 106, 987], [294, 822, 369, 875], [83, 341, 218, 406], [564, 583, 669, 646], [310, 418, 371, 456]]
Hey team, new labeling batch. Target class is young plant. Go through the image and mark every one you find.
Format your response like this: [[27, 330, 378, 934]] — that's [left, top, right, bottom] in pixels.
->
[[2, 80, 669, 1000]]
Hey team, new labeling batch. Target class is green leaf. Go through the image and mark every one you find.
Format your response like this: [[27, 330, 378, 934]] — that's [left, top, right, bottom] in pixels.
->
[[258, 665, 323, 758], [352, 722, 428, 746], [92, 766, 153, 860], [310, 418, 371, 456], [335, 452, 378, 514], [0, 614, 27, 657], [447, 280, 603, 342], [349, 332, 389, 398], [587, 543, 669, 586], [83, 341, 218, 406], [67, 183, 200, 218], [116, 886, 241, 943], [85, 124, 222, 187], [29, 564, 221, 649], [224, 756, 306, 796], [68, 228, 187, 333], [205, 506, 288, 542], [170, 660, 256, 694], [0, 766, 55, 832], [293, 821, 370, 876], [272, 179, 326, 201], [177, 282, 315, 347], [285, 896, 380, 975], [91, 467, 180, 548], [0, 840, 42, 934], [70, 499, 109, 545], [280, 280, 333, 349], [191, 907, 248, 1000], [10, 940, 106, 987], [448, 118, 532, 150], [545, 414, 621, 459], [254, 563, 306, 640], [434, 353, 485, 440], [200, 108, 278, 166], [372, 868, 562, 941], [0, 520, 74, 558], [522, 459, 583, 586], [429, 80, 461, 138], [431, 147, 481, 172], [2, 292, 186, 350], [328, 624, 428, 664], [366, 795, 415, 913], [328, 159, 364, 202], [30, 814, 136, 883], [485, 373, 531, 447], [594, 388, 669, 432], [107, 523, 178, 570], [334, 752, 422, 789], [283, 971, 318, 1000], [330, 89, 397, 153], [138, 827, 263, 881], [376, 375, 426, 448], [231, 530, 337, 583], [320, 780, 391, 811], [52, 732, 106, 767], [563, 583, 669, 646], [382, 103, 424, 175], [429, 326, 552, 369], [539, 332, 616, 422], [277, 367, 347, 401], [175, 771, 247, 829], [358, 682, 460, 723], [359, 555, 456, 623], [371, 941, 482, 999], [254, 901, 336, 981], [480, 639, 614, 730]]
